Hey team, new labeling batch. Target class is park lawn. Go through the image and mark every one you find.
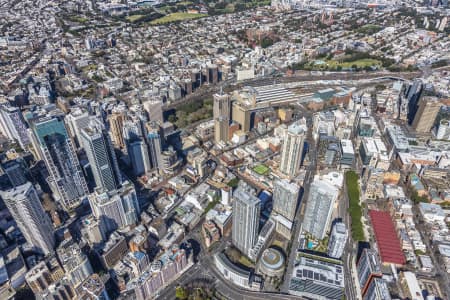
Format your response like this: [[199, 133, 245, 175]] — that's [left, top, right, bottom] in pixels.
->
[[239, 255, 255, 267], [357, 24, 383, 34], [177, 1, 193, 5], [156, 5, 171, 13], [247, 0, 271, 6], [318, 58, 382, 69], [253, 164, 270, 175], [224, 3, 235, 12], [271, 239, 285, 249], [126, 14, 145, 22], [150, 12, 207, 24], [346, 170, 365, 242], [297, 251, 342, 265]]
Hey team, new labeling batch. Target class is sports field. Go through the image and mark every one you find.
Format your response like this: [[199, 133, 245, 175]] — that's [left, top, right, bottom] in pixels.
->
[[253, 164, 270, 175], [150, 12, 207, 25]]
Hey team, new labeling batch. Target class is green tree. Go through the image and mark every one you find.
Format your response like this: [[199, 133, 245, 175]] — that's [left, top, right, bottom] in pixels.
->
[[176, 286, 188, 300], [227, 177, 239, 188], [168, 114, 176, 123], [260, 37, 274, 48], [411, 190, 428, 204]]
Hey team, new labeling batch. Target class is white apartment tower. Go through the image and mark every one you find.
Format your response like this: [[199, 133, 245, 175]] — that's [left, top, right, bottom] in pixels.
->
[[327, 222, 348, 259], [89, 181, 140, 234], [0, 182, 55, 255], [280, 123, 305, 178], [232, 185, 261, 257], [273, 179, 300, 221]]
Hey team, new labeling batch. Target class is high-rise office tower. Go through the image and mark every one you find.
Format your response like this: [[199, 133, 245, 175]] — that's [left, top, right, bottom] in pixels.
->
[[302, 179, 338, 239], [2, 159, 28, 187], [65, 107, 90, 148], [89, 181, 140, 234], [232, 102, 251, 133], [143, 98, 163, 125], [363, 277, 391, 300], [412, 96, 443, 133], [123, 119, 143, 142], [232, 185, 261, 257], [128, 140, 152, 176], [357, 248, 382, 297], [0, 182, 55, 255], [0, 105, 31, 149], [124, 119, 152, 176], [146, 123, 162, 170], [406, 79, 423, 125], [108, 112, 126, 150], [327, 222, 348, 259], [80, 119, 121, 192], [279, 123, 305, 178], [213, 92, 230, 144], [56, 239, 93, 289], [273, 179, 300, 221], [30, 115, 88, 210]]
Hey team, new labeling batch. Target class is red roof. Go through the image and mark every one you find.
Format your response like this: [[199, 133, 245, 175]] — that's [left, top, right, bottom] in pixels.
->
[[369, 210, 406, 265]]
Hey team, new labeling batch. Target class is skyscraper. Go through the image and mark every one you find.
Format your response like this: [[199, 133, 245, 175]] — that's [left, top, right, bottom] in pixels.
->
[[143, 98, 164, 125], [327, 222, 348, 259], [123, 119, 152, 176], [89, 181, 140, 234], [232, 185, 261, 257], [363, 277, 391, 300], [273, 179, 300, 221], [30, 115, 88, 210], [80, 118, 121, 192], [123, 119, 143, 142], [65, 107, 90, 148], [412, 96, 442, 133], [0, 182, 55, 255], [146, 123, 163, 170], [357, 248, 382, 297], [213, 92, 231, 144], [0, 105, 31, 149], [128, 140, 152, 176], [232, 102, 251, 133], [302, 179, 338, 239], [279, 123, 305, 178], [2, 159, 28, 187], [406, 79, 423, 125], [108, 112, 126, 150]]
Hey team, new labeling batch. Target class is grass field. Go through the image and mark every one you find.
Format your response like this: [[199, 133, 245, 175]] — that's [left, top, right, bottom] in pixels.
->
[[346, 170, 365, 242], [239, 255, 255, 267], [126, 14, 145, 22], [253, 164, 270, 175], [356, 24, 382, 34], [150, 12, 207, 24], [313, 58, 382, 70]]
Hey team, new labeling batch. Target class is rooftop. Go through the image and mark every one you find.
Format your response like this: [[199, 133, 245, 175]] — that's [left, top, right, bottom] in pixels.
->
[[369, 210, 406, 265]]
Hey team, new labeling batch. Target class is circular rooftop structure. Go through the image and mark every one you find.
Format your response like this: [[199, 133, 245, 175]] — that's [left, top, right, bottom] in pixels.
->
[[259, 248, 285, 277]]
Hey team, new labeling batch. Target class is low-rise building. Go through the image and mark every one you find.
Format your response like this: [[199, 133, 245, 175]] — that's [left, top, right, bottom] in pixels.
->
[[418, 202, 446, 223], [95, 233, 128, 269], [214, 253, 262, 291], [289, 252, 344, 300]]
